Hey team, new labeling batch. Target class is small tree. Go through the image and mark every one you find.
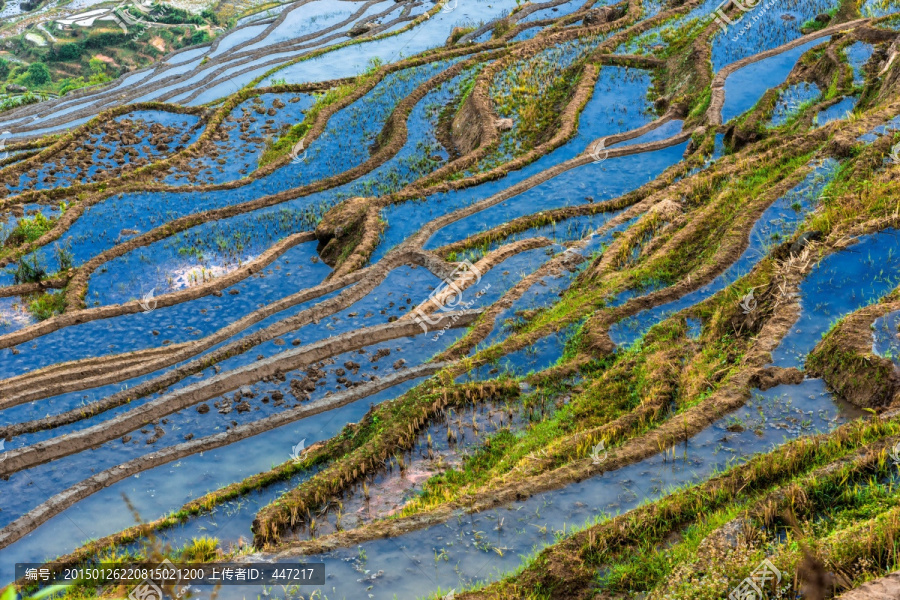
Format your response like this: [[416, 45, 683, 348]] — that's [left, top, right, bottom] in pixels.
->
[[190, 29, 210, 44], [26, 62, 51, 86], [88, 57, 109, 84]]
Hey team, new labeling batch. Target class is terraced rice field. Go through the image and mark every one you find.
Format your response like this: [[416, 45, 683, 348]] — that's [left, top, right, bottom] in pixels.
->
[[1, 0, 900, 598]]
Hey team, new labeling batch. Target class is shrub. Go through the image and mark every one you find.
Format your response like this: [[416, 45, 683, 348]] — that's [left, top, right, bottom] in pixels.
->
[[191, 29, 210, 45], [4, 212, 53, 246], [12, 254, 47, 285], [29, 290, 65, 320], [25, 62, 51, 86], [52, 42, 85, 62], [180, 536, 219, 561]]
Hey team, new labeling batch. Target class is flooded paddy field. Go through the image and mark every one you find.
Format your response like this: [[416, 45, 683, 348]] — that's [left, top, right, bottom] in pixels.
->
[[0, 0, 900, 597]]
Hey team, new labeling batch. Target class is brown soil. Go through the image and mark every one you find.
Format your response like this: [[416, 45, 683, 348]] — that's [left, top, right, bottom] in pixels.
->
[[149, 37, 167, 52], [838, 571, 900, 599], [748, 366, 805, 391], [807, 299, 900, 408]]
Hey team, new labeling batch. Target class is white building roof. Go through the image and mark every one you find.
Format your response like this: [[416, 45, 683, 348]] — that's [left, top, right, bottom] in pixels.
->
[[55, 8, 114, 26]]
